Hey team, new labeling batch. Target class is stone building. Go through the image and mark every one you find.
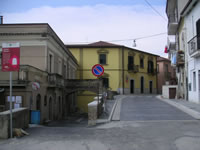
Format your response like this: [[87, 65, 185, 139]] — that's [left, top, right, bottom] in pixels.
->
[[0, 23, 78, 123]]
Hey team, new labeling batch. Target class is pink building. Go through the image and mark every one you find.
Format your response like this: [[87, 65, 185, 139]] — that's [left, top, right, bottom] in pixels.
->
[[157, 57, 177, 94]]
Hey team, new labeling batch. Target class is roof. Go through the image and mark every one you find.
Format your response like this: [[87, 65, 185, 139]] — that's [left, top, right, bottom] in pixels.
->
[[181, 0, 198, 16], [66, 41, 158, 57], [66, 41, 122, 48], [0, 23, 78, 65], [88, 41, 122, 47], [157, 56, 171, 62]]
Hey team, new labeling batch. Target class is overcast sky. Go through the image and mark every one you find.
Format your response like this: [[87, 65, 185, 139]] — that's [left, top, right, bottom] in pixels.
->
[[0, 0, 168, 57]]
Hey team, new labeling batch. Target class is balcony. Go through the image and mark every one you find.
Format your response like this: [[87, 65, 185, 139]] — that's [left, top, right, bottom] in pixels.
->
[[48, 73, 64, 87], [147, 68, 157, 75], [127, 64, 139, 73], [167, 36, 176, 52], [188, 36, 200, 57], [177, 50, 184, 66], [0, 65, 46, 86], [168, 14, 178, 35]]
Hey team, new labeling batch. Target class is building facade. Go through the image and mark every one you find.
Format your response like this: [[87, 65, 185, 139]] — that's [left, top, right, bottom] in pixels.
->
[[0, 24, 78, 123], [66, 41, 158, 112], [183, 0, 200, 103], [157, 57, 177, 94], [166, 0, 200, 103]]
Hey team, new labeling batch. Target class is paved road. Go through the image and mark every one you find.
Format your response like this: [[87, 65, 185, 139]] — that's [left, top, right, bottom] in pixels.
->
[[120, 95, 195, 121]]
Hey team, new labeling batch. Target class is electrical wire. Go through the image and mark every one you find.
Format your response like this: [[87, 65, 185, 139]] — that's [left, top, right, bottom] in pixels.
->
[[144, 0, 167, 21], [108, 32, 167, 42], [65, 32, 167, 44]]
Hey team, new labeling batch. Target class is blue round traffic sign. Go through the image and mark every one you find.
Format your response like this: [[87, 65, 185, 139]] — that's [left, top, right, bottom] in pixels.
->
[[92, 64, 104, 77]]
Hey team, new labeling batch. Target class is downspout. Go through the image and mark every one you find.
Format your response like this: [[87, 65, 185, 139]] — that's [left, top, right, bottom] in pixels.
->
[[122, 47, 124, 95]]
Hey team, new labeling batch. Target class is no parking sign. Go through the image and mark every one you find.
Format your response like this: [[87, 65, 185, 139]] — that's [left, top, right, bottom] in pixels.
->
[[92, 64, 104, 77]]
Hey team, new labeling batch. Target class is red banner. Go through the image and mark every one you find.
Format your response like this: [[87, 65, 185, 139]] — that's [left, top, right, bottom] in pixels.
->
[[2, 43, 20, 72]]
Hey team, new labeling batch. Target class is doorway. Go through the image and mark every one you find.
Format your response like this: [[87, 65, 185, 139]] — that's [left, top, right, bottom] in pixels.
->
[[149, 81, 153, 94], [36, 94, 41, 111], [141, 76, 144, 93], [130, 79, 134, 94], [49, 97, 53, 120]]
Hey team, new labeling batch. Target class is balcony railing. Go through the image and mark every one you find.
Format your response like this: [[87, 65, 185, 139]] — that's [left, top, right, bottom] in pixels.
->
[[177, 51, 184, 66], [147, 68, 157, 75], [127, 64, 139, 73], [188, 36, 200, 57], [48, 73, 64, 87], [0, 65, 46, 86]]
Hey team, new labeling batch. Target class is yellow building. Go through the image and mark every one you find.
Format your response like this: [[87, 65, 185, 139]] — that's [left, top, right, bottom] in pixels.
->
[[66, 41, 158, 112]]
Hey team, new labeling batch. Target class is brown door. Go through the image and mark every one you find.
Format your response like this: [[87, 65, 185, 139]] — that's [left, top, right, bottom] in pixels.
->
[[169, 88, 176, 99]]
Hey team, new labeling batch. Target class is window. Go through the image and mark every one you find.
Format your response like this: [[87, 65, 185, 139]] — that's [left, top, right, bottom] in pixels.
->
[[49, 53, 53, 73], [58, 59, 62, 75], [140, 58, 144, 68], [196, 19, 200, 49], [99, 54, 106, 65], [193, 71, 196, 91], [147, 60, 154, 73], [44, 95, 47, 106], [157, 64, 159, 73], [64, 64, 67, 79], [128, 56, 134, 70], [165, 64, 168, 72], [102, 78, 109, 88]]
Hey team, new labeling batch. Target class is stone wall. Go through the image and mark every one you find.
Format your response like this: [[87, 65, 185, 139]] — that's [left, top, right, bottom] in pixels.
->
[[0, 108, 29, 139]]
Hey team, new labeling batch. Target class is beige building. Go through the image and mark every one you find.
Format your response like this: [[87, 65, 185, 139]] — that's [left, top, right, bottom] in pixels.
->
[[0, 23, 78, 123]]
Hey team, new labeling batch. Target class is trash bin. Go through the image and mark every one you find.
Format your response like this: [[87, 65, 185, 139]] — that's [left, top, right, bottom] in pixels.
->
[[31, 110, 40, 124]]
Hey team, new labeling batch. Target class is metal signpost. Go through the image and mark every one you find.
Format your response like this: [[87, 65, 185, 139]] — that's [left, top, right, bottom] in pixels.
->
[[92, 64, 104, 116], [2, 43, 20, 138]]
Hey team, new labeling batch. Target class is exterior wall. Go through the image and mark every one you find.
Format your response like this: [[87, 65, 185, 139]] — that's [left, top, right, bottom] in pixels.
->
[[0, 108, 29, 139], [162, 85, 178, 99], [0, 24, 78, 123], [123, 48, 157, 94], [185, 1, 200, 103], [157, 59, 176, 94], [69, 45, 157, 112]]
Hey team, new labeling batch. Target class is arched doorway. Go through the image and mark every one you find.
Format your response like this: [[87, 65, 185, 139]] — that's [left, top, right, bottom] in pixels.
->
[[49, 97, 53, 120], [36, 94, 41, 110]]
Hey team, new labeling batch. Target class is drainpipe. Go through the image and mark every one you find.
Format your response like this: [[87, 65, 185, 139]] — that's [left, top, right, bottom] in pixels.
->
[[122, 47, 124, 95]]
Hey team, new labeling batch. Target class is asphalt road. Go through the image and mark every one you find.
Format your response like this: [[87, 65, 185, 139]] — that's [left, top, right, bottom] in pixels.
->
[[0, 95, 200, 150], [120, 95, 195, 121]]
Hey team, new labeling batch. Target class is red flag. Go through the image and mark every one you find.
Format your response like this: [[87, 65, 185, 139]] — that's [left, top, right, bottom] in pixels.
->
[[164, 46, 168, 53]]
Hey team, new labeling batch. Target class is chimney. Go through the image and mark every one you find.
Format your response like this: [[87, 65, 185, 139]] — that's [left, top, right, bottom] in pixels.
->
[[0, 16, 3, 24]]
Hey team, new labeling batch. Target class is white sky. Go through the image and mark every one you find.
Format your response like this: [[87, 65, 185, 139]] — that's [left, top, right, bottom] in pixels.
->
[[3, 4, 168, 57]]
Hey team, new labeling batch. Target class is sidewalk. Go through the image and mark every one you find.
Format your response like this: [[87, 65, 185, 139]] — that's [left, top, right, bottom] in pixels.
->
[[157, 95, 200, 120]]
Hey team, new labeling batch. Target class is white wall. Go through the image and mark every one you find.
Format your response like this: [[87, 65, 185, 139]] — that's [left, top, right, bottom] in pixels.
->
[[185, 1, 200, 103]]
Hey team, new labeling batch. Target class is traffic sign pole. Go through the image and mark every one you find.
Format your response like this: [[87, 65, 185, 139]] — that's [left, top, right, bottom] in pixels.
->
[[2, 42, 20, 138], [9, 72, 13, 138]]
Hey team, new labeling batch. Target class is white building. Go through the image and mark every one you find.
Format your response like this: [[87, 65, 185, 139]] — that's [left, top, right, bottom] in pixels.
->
[[183, 0, 200, 103]]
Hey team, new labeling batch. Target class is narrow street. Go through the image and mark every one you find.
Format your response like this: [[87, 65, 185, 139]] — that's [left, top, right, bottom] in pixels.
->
[[1, 95, 200, 150], [120, 95, 194, 121]]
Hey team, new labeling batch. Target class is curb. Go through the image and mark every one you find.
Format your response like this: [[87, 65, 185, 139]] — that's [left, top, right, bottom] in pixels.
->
[[108, 97, 119, 121], [110, 95, 126, 121], [156, 95, 200, 120]]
